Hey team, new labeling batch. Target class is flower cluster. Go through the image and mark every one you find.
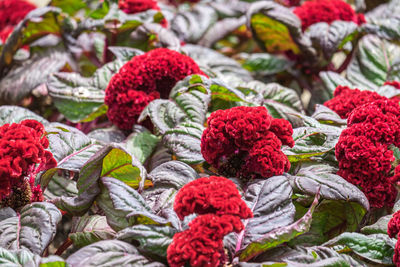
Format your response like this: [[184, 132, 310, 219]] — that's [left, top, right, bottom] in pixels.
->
[[293, 0, 366, 31], [324, 86, 387, 119], [119, 0, 160, 14], [201, 106, 294, 181], [388, 211, 400, 266], [118, 0, 167, 27], [335, 100, 400, 208], [167, 176, 253, 267], [0, 0, 35, 42], [105, 48, 204, 130], [0, 120, 56, 209]]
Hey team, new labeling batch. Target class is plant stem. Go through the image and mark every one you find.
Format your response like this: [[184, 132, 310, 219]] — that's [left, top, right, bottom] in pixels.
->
[[55, 238, 73, 256]]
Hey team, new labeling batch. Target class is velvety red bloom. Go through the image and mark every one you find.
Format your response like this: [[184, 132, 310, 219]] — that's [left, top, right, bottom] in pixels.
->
[[174, 176, 252, 220], [388, 211, 400, 238], [395, 236, 400, 267], [293, 0, 365, 31], [0, 120, 56, 206], [105, 48, 204, 130], [324, 86, 387, 119], [0, 26, 13, 43], [167, 214, 243, 267], [119, 0, 159, 13], [0, 0, 35, 30], [243, 137, 291, 178], [335, 100, 400, 208], [201, 106, 293, 180]]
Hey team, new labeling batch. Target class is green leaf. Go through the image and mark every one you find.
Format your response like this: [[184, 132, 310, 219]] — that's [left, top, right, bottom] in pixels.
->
[[0, 248, 65, 267], [235, 81, 304, 127], [163, 122, 204, 164], [116, 225, 177, 257], [87, 127, 126, 144], [124, 130, 160, 164], [235, 176, 296, 252], [48, 59, 125, 122], [364, 17, 400, 41], [0, 7, 62, 72], [41, 123, 102, 188], [361, 215, 391, 235], [238, 52, 293, 76], [96, 177, 169, 231], [323, 233, 395, 265], [289, 164, 369, 211], [0, 105, 48, 125], [306, 21, 359, 60], [69, 214, 116, 248], [108, 46, 143, 61], [171, 4, 218, 43], [50, 0, 86, 15], [44, 174, 78, 201], [346, 35, 400, 90], [239, 190, 320, 261], [283, 125, 341, 163], [66, 240, 164, 266], [311, 105, 347, 126], [247, 1, 314, 59], [183, 44, 253, 82], [319, 71, 353, 98], [291, 200, 368, 246], [53, 144, 146, 216], [0, 203, 62, 255], [140, 75, 211, 134], [148, 161, 199, 189], [0, 48, 71, 103]]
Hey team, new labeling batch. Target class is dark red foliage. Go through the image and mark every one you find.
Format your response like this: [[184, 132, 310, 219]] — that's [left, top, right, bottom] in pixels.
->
[[335, 100, 400, 208], [324, 86, 387, 119], [388, 211, 400, 238], [0, 0, 35, 30], [201, 106, 293, 180], [174, 176, 253, 220], [0, 120, 56, 204], [293, 0, 365, 31], [105, 48, 204, 130], [0, 26, 13, 43], [119, 0, 160, 13]]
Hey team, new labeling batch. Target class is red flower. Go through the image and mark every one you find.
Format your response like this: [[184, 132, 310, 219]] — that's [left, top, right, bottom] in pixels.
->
[[0, 0, 35, 42], [174, 176, 252, 220], [388, 211, 400, 238], [395, 236, 400, 267], [168, 176, 253, 267], [335, 100, 400, 208], [294, 0, 365, 31], [167, 214, 244, 267], [0, 120, 56, 208], [0, 0, 35, 30], [324, 86, 387, 119], [201, 106, 293, 181], [119, 0, 160, 13], [105, 48, 204, 130]]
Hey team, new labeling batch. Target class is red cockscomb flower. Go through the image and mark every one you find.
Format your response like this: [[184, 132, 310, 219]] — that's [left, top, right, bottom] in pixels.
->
[[335, 100, 400, 208], [168, 176, 252, 267], [0, 120, 56, 208], [119, 0, 159, 13], [293, 0, 365, 31], [324, 86, 387, 119], [388, 210, 400, 238], [105, 48, 204, 130], [201, 106, 293, 181], [174, 176, 253, 220], [0, 0, 36, 42], [388, 211, 400, 266]]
